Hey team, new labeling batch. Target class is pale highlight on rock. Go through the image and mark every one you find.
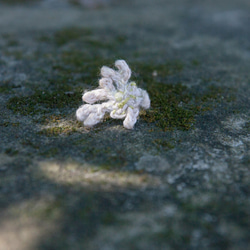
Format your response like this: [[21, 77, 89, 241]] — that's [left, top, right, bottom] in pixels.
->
[[76, 60, 150, 129]]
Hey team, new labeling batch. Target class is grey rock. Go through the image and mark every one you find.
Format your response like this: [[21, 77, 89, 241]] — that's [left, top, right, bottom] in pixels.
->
[[0, 0, 249, 249]]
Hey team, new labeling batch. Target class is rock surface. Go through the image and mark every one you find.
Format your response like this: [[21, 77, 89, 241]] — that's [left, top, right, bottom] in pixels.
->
[[0, 0, 249, 249]]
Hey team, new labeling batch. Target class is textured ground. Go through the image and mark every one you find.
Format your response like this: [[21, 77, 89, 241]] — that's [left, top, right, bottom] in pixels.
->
[[0, 0, 249, 249]]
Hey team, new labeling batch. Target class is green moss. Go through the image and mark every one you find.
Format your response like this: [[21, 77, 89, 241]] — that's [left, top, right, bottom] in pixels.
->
[[21, 139, 40, 149], [4, 50, 23, 60], [82, 145, 112, 159], [37, 35, 51, 43], [60, 51, 111, 70], [133, 61, 184, 80], [191, 59, 200, 66], [131, 61, 194, 131], [6, 39, 19, 46], [44, 27, 127, 64], [0, 84, 12, 93], [101, 212, 117, 225], [6, 53, 235, 133], [0, 59, 6, 66], [245, 122, 250, 131], [30, 199, 63, 219], [132, 62, 235, 131], [54, 27, 92, 46], [84, 38, 114, 49], [0, 80, 23, 93], [73, 136, 129, 168], [53, 52, 113, 84], [7, 84, 82, 116], [39, 147, 59, 157], [115, 35, 127, 43], [142, 81, 196, 131], [100, 154, 128, 169], [153, 139, 175, 150], [5, 29, 234, 134], [199, 85, 224, 102], [0, 122, 20, 127], [4, 148, 19, 156]]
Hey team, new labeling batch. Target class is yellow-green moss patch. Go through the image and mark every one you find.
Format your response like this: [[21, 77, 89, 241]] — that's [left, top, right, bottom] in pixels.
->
[[39, 126, 77, 136]]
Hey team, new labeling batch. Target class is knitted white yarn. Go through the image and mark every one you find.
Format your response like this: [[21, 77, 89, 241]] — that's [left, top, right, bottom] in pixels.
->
[[76, 60, 150, 129]]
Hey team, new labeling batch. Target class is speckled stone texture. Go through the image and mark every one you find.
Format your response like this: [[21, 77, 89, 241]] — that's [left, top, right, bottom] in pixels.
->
[[0, 0, 249, 249]]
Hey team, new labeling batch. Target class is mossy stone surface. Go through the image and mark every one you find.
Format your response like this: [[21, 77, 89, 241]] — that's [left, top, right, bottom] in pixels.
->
[[0, 0, 249, 249]]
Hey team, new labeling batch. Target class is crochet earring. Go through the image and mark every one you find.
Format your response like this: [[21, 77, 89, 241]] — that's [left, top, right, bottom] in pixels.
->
[[76, 60, 150, 129]]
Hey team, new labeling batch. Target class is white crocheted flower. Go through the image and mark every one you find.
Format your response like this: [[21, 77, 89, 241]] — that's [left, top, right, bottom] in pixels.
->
[[76, 60, 150, 129]]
